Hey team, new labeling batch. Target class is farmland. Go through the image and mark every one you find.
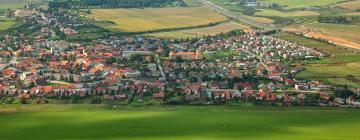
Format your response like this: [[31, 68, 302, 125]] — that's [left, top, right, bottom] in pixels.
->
[[1, 104, 360, 140], [148, 21, 246, 39], [335, 0, 360, 10], [255, 9, 320, 17], [261, 0, 345, 9], [284, 21, 360, 49], [274, 32, 360, 87], [89, 7, 227, 33]]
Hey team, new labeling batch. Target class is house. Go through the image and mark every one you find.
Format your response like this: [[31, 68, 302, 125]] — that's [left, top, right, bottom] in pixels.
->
[[153, 92, 165, 100], [243, 0, 259, 8]]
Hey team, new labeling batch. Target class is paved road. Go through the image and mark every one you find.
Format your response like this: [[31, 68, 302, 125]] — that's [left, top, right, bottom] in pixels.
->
[[155, 55, 166, 80], [197, 0, 277, 30]]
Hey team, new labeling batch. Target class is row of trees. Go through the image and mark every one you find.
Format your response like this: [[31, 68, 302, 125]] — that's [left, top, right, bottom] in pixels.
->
[[318, 15, 360, 25], [48, 0, 187, 9]]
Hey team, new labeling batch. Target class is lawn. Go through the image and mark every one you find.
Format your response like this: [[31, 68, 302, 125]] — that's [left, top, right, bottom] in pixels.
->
[[89, 7, 227, 32], [274, 32, 360, 87], [148, 21, 246, 39], [0, 21, 16, 30], [1, 104, 360, 140], [255, 9, 320, 17], [261, 0, 345, 9]]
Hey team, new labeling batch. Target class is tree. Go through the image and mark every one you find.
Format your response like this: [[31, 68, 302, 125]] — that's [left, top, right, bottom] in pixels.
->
[[334, 85, 355, 98]]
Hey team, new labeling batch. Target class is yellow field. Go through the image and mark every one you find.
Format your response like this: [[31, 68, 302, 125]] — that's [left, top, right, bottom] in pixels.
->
[[335, 0, 360, 10], [89, 7, 227, 32], [255, 9, 320, 17], [148, 21, 246, 38], [244, 15, 274, 24]]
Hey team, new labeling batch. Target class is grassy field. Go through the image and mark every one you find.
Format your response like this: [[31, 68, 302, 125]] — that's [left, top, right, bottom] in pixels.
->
[[0, 0, 41, 9], [1, 104, 360, 140], [336, 12, 360, 16], [335, 0, 360, 10], [274, 32, 360, 87], [0, 21, 16, 30], [261, 0, 345, 9], [184, 0, 201, 7], [148, 21, 246, 39], [255, 9, 320, 17], [89, 7, 227, 32]]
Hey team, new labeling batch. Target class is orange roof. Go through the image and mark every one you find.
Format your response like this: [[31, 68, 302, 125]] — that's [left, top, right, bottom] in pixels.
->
[[2, 69, 15, 75]]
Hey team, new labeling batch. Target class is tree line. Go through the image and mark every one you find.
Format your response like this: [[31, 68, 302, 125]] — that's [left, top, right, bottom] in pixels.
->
[[318, 15, 360, 25], [48, 0, 187, 9]]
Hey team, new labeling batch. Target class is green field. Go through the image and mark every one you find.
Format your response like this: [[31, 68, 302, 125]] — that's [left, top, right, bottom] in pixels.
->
[[274, 32, 360, 87], [148, 21, 246, 39], [255, 9, 320, 17], [0, 0, 41, 9], [0, 21, 16, 30], [1, 104, 360, 140], [261, 0, 345, 9], [89, 7, 227, 32]]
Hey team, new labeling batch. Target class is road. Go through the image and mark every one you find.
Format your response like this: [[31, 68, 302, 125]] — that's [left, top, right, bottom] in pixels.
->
[[197, 0, 277, 30], [155, 55, 166, 80]]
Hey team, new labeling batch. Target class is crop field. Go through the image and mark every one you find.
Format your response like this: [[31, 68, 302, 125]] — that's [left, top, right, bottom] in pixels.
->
[[1, 104, 360, 140], [284, 21, 360, 49], [274, 32, 360, 87], [255, 9, 320, 17], [335, 0, 360, 10], [89, 7, 227, 32], [244, 15, 274, 24], [148, 21, 246, 39], [306, 23, 360, 45], [261, 0, 345, 9]]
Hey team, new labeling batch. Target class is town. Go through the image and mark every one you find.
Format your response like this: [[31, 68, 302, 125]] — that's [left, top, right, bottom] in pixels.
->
[[1, 1, 360, 140], [0, 4, 359, 108]]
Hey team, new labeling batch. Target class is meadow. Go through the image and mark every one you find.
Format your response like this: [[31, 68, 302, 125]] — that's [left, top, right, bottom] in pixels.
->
[[339, 12, 360, 16], [1, 104, 360, 140], [261, 0, 345, 9], [274, 32, 360, 87], [0, 21, 16, 30], [148, 21, 246, 39], [0, 0, 41, 9], [89, 7, 227, 32], [255, 9, 320, 17]]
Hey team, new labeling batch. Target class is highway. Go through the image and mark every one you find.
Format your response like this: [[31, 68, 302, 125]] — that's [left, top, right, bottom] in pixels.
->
[[197, 0, 277, 30]]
